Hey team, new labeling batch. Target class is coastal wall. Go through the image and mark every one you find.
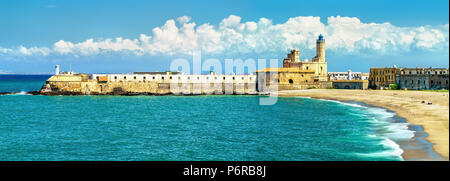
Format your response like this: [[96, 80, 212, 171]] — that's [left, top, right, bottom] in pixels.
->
[[332, 80, 369, 90], [40, 74, 258, 95]]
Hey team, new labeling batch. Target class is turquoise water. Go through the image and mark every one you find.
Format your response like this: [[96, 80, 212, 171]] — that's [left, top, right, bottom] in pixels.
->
[[0, 75, 427, 161]]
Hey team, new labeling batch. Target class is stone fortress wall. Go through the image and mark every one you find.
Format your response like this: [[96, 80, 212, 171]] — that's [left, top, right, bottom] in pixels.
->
[[41, 72, 258, 95]]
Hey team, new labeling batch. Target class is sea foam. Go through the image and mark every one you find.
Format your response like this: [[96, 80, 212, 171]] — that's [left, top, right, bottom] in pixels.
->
[[310, 97, 415, 160]]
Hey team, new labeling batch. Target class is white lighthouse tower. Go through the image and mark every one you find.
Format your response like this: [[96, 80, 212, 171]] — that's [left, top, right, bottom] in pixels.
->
[[55, 65, 60, 75]]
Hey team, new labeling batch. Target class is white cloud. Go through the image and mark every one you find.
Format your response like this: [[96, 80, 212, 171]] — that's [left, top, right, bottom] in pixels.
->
[[1, 15, 448, 57]]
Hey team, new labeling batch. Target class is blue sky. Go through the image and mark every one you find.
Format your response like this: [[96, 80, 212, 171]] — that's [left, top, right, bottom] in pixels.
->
[[0, 0, 449, 74]]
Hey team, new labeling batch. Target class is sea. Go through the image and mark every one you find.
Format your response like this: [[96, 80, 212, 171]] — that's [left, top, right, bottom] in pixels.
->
[[0, 74, 443, 161]]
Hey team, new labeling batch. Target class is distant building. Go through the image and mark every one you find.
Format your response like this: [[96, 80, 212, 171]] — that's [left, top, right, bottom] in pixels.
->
[[361, 73, 369, 80], [369, 67, 398, 89], [332, 80, 369, 90], [256, 35, 332, 91], [282, 34, 328, 82], [396, 67, 449, 90], [369, 66, 449, 90], [329, 69, 369, 80], [133, 71, 181, 75]]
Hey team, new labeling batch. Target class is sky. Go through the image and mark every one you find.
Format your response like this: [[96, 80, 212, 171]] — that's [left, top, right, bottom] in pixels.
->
[[0, 0, 449, 74]]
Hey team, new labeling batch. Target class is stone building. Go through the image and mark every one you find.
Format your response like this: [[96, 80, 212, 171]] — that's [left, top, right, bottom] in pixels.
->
[[369, 67, 398, 89], [396, 68, 449, 90], [257, 35, 331, 92], [42, 68, 258, 95], [255, 68, 331, 91], [282, 34, 328, 81], [332, 80, 369, 90]]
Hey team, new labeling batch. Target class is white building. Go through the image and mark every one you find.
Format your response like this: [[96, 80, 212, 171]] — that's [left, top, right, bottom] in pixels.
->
[[328, 70, 369, 80]]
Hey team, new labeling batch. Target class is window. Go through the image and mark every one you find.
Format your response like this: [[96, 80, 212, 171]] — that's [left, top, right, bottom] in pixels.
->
[[197, 77, 199, 80], [223, 77, 226, 80], [162, 77, 164, 80], [143, 77, 146, 79], [215, 77, 217, 80], [114, 76, 117, 79], [134, 76, 136, 79], [170, 76, 172, 79], [242, 77, 244, 80], [233, 77, 235, 80], [152, 76, 155, 79], [124, 76, 127, 79], [289, 79, 293, 84], [206, 77, 209, 80]]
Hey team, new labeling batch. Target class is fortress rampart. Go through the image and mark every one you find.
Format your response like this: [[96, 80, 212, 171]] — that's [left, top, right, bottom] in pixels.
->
[[40, 73, 258, 95]]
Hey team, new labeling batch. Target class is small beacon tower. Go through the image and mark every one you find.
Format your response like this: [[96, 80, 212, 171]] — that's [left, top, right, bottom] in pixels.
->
[[313, 34, 325, 62], [55, 65, 60, 75]]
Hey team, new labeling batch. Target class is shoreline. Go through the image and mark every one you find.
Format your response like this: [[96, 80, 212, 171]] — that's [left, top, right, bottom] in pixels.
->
[[278, 89, 449, 161], [312, 98, 443, 161]]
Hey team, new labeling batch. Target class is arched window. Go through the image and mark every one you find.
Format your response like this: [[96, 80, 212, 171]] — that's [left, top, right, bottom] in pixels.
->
[[289, 79, 293, 84]]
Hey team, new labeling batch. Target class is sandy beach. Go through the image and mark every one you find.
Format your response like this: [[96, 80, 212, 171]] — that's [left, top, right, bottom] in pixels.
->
[[278, 89, 449, 160]]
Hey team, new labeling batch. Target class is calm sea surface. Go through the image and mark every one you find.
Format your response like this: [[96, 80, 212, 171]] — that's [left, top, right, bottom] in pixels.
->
[[0, 75, 434, 161]]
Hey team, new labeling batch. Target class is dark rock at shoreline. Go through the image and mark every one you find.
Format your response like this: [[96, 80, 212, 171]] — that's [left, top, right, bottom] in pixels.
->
[[2, 90, 259, 96]]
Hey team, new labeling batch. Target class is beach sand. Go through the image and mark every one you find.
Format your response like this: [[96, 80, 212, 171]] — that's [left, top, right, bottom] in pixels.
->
[[277, 89, 449, 160]]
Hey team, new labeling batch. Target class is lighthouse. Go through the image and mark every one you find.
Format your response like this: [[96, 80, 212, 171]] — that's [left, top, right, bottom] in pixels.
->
[[314, 34, 326, 62], [55, 65, 60, 75]]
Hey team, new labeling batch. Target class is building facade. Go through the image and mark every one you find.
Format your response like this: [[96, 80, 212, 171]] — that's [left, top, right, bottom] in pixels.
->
[[396, 68, 449, 90], [329, 69, 369, 81], [369, 67, 398, 89], [43, 69, 258, 95], [257, 35, 332, 91], [332, 80, 369, 90], [282, 34, 328, 81]]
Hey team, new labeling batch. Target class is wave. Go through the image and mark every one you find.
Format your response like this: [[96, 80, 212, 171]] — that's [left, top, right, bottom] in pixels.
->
[[316, 98, 365, 108], [309, 97, 415, 160], [357, 138, 404, 160], [0, 91, 31, 96]]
